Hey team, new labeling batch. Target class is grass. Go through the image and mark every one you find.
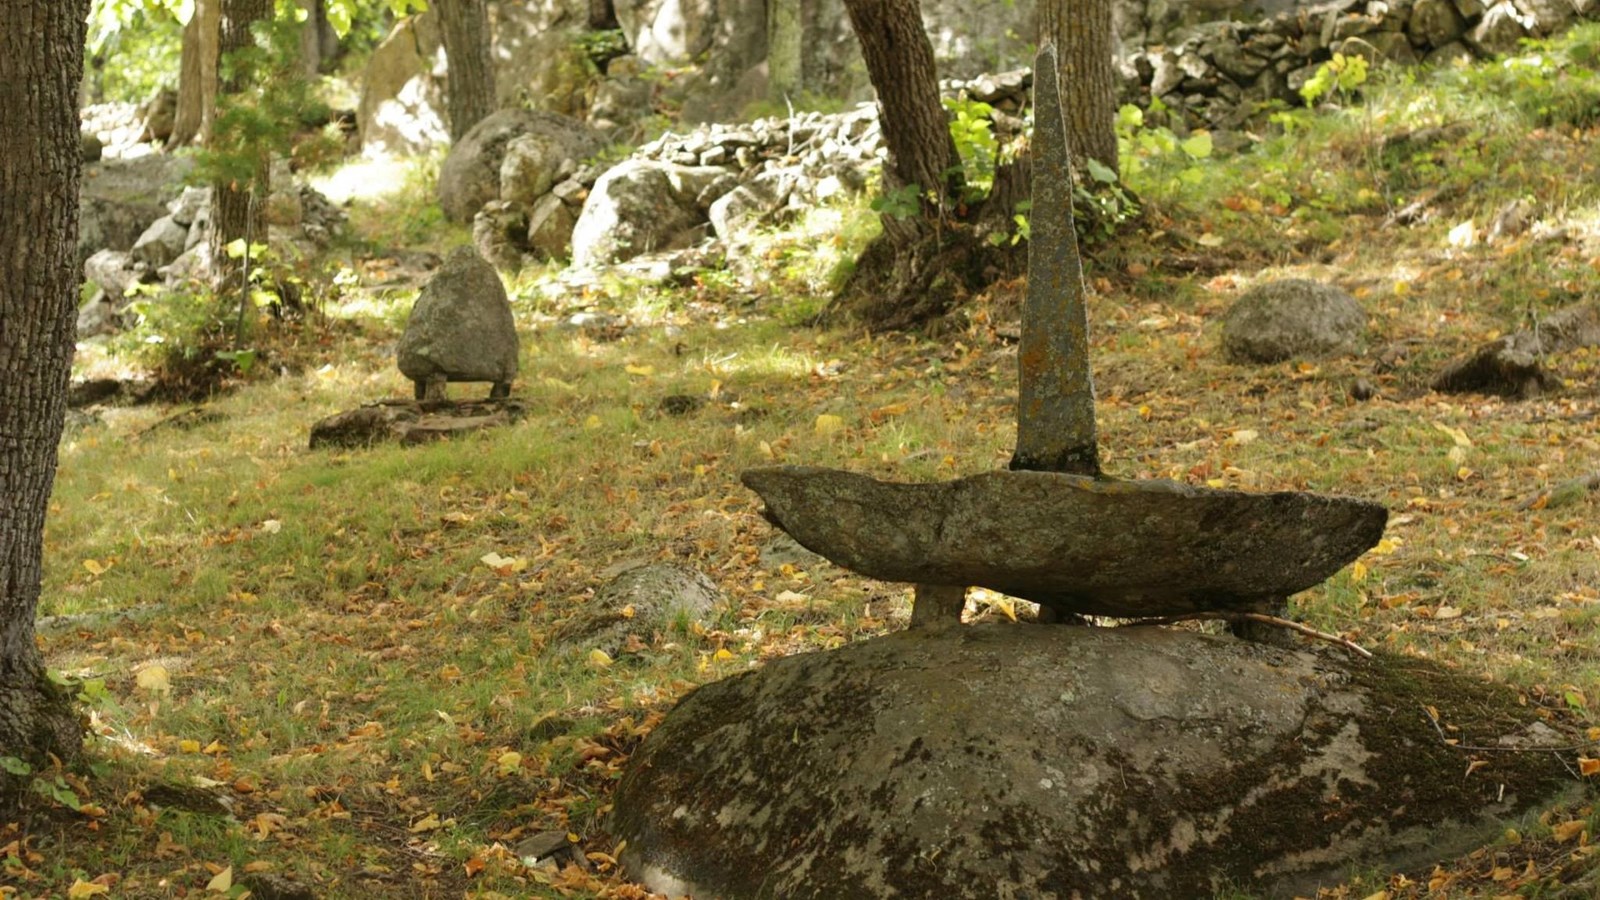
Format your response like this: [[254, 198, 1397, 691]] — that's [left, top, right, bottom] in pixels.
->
[[11, 27, 1600, 899]]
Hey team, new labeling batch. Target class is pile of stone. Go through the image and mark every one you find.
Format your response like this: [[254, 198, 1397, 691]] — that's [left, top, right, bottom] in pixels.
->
[[449, 103, 885, 272], [1120, 0, 1584, 134], [76, 164, 347, 338]]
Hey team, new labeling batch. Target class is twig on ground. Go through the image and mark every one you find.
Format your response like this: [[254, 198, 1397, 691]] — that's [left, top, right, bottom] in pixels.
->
[[1119, 612, 1373, 659], [1421, 704, 1599, 755]]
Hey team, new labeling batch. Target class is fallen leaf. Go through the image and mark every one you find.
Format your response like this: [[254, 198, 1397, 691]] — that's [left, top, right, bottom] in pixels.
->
[[410, 813, 441, 833], [82, 559, 110, 576], [1579, 757, 1600, 777], [587, 649, 613, 669], [814, 414, 845, 436], [67, 881, 110, 898], [260, 519, 282, 534], [1552, 819, 1587, 843], [624, 364, 655, 377], [135, 665, 171, 695], [1228, 429, 1259, 445], [206, 866, 233, 893]]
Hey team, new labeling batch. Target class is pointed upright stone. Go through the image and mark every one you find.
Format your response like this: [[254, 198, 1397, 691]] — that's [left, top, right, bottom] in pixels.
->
[[1011, 41, 1099, 476]]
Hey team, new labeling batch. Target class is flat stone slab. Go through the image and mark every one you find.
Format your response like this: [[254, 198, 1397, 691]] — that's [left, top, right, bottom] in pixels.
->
[[742, 466, 1387, 618], [613, 624, 1579, 899], [308, 398, 527, 450]]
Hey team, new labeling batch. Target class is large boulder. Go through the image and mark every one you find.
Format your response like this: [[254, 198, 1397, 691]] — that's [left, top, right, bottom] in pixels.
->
[[130, 214, 189, 268], [1219, 278, 1365, 364], [77, 154, 193, 266], [356, 11, 449, 156], [498, 125, 603, 208], [1408, 0, 1469, 48], [438, 109, 597, 223], [569, 160, 733, 267], [614, 624, 1580, 899], [396, 246, 520, 398]]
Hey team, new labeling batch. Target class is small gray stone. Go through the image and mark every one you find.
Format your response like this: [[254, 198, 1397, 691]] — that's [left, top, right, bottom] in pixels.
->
[[1221, 278, 1365, 364], [396, 246, 519, 398], [130, 214, 189, 268], [526, 193, 579, 260], [550, 562, 724, 656], [1409, 0, 1469, 47], [1467, 2, 1532, 54]]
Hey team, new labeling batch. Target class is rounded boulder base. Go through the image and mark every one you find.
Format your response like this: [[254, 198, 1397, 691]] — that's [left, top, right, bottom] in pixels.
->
[[612, 625, 1578, 900]]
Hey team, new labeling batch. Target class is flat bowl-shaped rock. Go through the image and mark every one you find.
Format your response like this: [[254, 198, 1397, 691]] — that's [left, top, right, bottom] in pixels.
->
[[742, 466, 1388, 618], [612, 625, 1579, 899]]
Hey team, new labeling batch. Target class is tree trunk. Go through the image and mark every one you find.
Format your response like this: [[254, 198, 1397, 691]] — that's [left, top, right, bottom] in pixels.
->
[[827, 0, 1015, 329], [0, 0, 91, 815], [841, 0, 959, 210], [767, 0, 803, 103], [1041, 0, 1119, 177], [211, 0, 273, 290], [297, 0, 339, 75], [170, 0, 221, 148], [436, 0, 496, 142]]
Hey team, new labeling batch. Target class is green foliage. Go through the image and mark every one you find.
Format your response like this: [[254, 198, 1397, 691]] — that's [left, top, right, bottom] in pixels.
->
[[323, 0, 428, 37], [943, 97, 1000, 200], [1460, 23, 1600, 127], [574, 28, 630, 69], [86, 0, 185, 102], [1299, 52, 1370, 106], [870, 183, 924, 220], [1115, 100, 1214, 211]]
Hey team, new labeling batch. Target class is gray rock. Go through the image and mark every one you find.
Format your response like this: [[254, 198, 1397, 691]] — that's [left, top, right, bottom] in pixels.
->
[[551, 562, 724, 656], [356, 11, 449, 155], [569, 160, 728, 267], [707, 183, 780, 242], [614, 624, 1579, 900], [138, 88, 177, 144], [1423, 40, 1477, 65], [77, 154, 192, 266], [472, 200, 531, 272], [80, 132, 104, 163], [1408, 0, 1469, 47], [396, 246, 519, 399], [498, 123, 603, 208], [1467, 1, 1532, 54], [159, 244, 213, 285], [1220, 278, 1365, 363], [83, 249, 146, 298], [757, 532, 828, 572], [742, 466, 1387, 620], [130, 215, 190, 268], [1511, 0, 1578, 33], [439, 109, 596, 223], [167, 186, 212, 227], [526, 193, 579, 260], [76, 289, 119, 338]]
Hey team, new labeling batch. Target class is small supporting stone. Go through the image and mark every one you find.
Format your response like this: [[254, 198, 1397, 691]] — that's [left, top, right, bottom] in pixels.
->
[[489, 381, 511, 400], [413, 376, 447, 401], [909, 583, 966, 628], [1010, 40, 1099, 477]]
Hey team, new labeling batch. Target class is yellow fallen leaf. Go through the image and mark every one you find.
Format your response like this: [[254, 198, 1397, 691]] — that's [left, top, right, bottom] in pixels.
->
[[542, 376, 576, 391], [1359, 891, 1389, 900], [584, 414, 602, 429], [82, 559, 109, 576], [496, 751, 522, 776], [1351, 561, 1368, 584], [814, 414, 845, 436], [620, 604, 636, 619], [1552, 819, 1587, 843], [1432, 421, 1473, 448], [179, 739, 202, 753], [1579, 757, 1600, 777], [260, 519, 282, 534], [67, 881, 110, 898], [713, 648, 736, 662], [587, 648, 613, 669], [1433, 605, 1462, 620], [135, 665, 171, 695], [410, 813, 442, 833], [1228, 429, 1259, 445], [624, 364, 655, 377], [206, 866, 233, 893]]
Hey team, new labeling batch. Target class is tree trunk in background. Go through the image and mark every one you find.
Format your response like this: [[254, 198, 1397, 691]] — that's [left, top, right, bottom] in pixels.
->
[[1041, 0, 1119, 177], [767, 0, 803, 103], [297, 0, 339, 75], [826, 0, 1015, 329], [170, 0, 221, 148], [842, 0, 959, 212], [211, 0, 273, 288], [436, 0, 496, 142], [0, 0, 90, 816]]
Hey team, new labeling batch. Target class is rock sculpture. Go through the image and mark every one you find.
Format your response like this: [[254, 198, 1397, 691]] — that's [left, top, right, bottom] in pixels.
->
[[396, 246, 519, 400]]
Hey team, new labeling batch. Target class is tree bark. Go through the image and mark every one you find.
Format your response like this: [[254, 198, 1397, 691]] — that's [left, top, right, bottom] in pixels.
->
[[436, 0, 497, 142], [211, 0, 274, 289], [1041, 0, 1119, 177], [0, 0, 91, 814], [170, 0, 221, 148], [841, 0, 960, 211]]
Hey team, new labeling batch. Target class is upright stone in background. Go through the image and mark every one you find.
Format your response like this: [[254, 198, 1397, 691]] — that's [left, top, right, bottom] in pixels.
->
[[396, 246, 520, 400], [1010, 41, 1099, 476]]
